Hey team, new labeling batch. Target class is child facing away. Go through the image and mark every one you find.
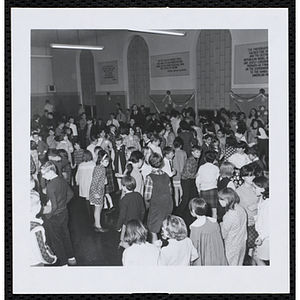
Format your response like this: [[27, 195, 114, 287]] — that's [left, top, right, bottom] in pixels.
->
[[144, 153, 173, 243], [252, 176, 269, 266], [75, 150, 96, 218], [196, 151, 219, 219], [218, 188, 247, 265], [161, 146, 177, 178], [122, 219, 159, 266], [189, 198, 227, 266], [172, 137, 187, 207], [158, 215, 198, 266], [89, 150, 110, 233], [116, 176, 146, 249], [122, 151, 145, 197]]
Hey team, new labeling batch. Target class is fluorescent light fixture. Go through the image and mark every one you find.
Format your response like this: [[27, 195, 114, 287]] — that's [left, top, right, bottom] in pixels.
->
[[129, 29, 186, 36], [50, 44, 104, 50], [31, 55, 53, 59]]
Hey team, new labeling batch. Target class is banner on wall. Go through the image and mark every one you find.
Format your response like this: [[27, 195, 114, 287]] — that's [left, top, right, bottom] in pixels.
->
[[98, 60, 118, 84], [234, 42, 268, 85], [151, 52, 190, 77]]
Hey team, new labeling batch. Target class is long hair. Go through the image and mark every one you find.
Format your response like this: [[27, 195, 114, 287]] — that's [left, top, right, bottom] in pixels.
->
[[218, 188, 240, 212], [124, 219, 148, 246]]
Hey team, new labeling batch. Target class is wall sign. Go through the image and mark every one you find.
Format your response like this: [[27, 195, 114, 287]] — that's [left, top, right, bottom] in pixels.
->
[[151, 52, 190, 77], [98, 60, 118, 84], [234, 42, 268, 84]]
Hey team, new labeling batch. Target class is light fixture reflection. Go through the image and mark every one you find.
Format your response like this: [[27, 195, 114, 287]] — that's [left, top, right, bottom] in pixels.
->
[[50, 44, 104, 51]]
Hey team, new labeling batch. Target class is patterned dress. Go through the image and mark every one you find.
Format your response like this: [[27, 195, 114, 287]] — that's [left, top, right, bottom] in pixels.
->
[[89, 164, 106, 207], [221, 204, 247, 265]]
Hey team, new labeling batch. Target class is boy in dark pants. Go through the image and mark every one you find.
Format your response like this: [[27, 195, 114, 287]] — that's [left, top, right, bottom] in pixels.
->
[[41, 161, 76, 267], [177, 145, 201, 227]]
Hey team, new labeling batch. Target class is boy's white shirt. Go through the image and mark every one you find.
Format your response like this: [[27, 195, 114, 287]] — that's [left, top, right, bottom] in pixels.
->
[[161, 157, 173, 177]]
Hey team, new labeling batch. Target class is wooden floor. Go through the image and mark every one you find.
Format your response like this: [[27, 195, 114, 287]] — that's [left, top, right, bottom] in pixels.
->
[[67, 187, 124, 266]]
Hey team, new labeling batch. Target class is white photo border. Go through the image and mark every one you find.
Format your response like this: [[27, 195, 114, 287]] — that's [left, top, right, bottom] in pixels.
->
[[11, 8, 289, 294]]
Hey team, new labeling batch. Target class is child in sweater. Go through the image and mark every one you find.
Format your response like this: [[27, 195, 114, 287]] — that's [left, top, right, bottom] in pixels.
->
[[196, 151, 219, 219], [117, 176, 146, 249], [75, 150, 96, 218]]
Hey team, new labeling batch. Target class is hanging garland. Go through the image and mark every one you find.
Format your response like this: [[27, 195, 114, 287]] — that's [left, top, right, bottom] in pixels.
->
[[149, 91, 195, 113], [230, 89, 268, 103]]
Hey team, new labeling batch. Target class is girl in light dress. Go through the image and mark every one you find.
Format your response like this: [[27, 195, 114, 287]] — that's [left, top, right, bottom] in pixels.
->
[[218, 188, 247, 265], [252, 176, 269, 265], [158, 215, 198, 266], [75, 150, 96, 218]]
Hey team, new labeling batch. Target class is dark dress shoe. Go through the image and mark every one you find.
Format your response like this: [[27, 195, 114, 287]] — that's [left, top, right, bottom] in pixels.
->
[[94, 227, 108, 233]]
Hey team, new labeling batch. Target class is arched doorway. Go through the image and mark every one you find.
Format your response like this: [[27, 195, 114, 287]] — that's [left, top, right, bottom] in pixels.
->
[[127, 36, 150, 108], [196, 30, 232, 111], [80, 50, 96, 116]]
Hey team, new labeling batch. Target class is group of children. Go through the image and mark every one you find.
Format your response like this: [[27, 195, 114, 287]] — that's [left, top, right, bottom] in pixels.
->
[[30, 104, 269, 267]]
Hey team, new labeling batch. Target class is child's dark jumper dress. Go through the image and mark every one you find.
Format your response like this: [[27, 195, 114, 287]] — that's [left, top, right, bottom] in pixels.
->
[[147, 173, 173, 233]]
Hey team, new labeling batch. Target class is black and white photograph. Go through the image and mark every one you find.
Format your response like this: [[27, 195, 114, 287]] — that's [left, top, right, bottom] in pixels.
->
[[11, 8, 290, 294]]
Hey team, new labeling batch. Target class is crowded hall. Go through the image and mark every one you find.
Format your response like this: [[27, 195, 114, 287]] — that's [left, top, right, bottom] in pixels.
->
[[30, 29, 269, 267]]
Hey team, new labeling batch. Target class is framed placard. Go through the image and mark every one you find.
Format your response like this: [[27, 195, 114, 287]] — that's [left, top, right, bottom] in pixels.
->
[[234, 42, 268, 85], [151, 51, 190, 77], [98, 60, 118, 84]]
